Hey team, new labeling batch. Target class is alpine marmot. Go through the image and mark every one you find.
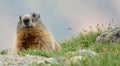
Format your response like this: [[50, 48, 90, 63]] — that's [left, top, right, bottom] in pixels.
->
[[13, 13, 61, 52]]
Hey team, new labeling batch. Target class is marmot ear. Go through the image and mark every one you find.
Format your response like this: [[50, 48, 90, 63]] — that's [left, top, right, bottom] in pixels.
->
[[32, 13, 40, 18], [32, 13, 36, 17], [38, 14, 40, 18], [19, 15, 22, 20]]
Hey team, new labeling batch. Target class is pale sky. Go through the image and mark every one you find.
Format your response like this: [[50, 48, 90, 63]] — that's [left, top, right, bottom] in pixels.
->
[[0, 0, 120, 49]]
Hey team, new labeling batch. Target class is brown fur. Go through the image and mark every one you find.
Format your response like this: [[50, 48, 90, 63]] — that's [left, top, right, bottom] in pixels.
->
[[14, 13, 61, 52]]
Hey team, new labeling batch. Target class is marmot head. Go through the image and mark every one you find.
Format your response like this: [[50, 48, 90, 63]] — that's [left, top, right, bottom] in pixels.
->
[[18, 13, 40, 29]]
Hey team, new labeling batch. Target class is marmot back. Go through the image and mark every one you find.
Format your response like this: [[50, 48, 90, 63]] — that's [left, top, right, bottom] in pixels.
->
[[14, 13, 61, 52]]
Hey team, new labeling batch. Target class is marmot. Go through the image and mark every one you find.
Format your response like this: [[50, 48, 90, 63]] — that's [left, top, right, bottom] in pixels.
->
[[13, 13, 61, 52]]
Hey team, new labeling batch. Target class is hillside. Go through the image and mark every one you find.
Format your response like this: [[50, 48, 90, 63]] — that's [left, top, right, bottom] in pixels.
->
[[0, 27, 120, 66]]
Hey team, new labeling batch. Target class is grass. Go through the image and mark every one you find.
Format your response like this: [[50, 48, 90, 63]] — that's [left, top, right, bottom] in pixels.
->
[[0, 49, 8, 55], [80, 43, 120, 66]]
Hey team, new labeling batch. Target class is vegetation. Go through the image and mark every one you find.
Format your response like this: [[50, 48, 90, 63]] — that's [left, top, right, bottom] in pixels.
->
[[1, 23, 120, 66]]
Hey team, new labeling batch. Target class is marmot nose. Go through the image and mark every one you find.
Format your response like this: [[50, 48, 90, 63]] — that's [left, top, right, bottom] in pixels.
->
[[23, 19, 30, 25]]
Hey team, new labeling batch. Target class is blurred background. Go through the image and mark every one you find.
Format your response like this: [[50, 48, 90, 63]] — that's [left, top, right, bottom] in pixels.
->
[[0, 0, 120, 49]]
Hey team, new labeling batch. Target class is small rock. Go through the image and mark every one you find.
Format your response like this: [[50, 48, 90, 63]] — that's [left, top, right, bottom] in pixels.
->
[[64, 56, 82, 66], [45, 58, 55, 64], [37, 60, 45, 65], [0, 61, 3, 66], [70, 56, 82, 62], [79, 49, 98, 57], [56, 57, 67, 62]]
